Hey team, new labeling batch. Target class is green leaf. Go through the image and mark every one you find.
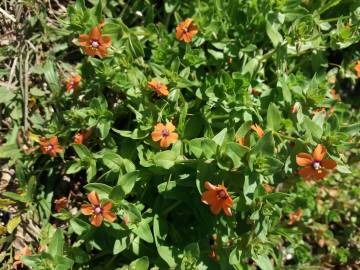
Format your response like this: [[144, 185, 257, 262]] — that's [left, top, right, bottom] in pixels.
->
[[253, 255, 274, 270], [43, 60, 60, 94], [266, 103, 281, 131], [133, 221, 154, 243], [113, 237, 128, 255], [183, 242, 200, 258], [222, 142, 248, 168], [153, 151, 176, 169], [212, 128, 227, 145], [266, 20, 283, 47], [70, 218, 91, 235], [84, 183, 112, 195], [242, 58, 259, 77], [303, 116, 323, 139], [0, 86, 16, 104], [94, 0, 102, 22], [340, 123, 360, 136], [48, 229, 65, 257], [109, 186, 125, 202], [243, 175, 257, 205], [3, 192, 29, 203], [251, 131, 275, 155], [112, 128, 148, 139], [6, 216, 21, 233], [189, 138, 203, 158], [87, 159, 97, 180], [157, 246, 177, 268], [129, 256, 149, 270], [54, 256, 74, 270], [0, 144, 21, 159], [229, 248, 243, 267], [66, 162, 83, 174], [73, 144, 93, 160], [127, 34, 144, 58], [117, 171, 139, 195], [98, 118, 112, 139], [202, 139, 217, 159]]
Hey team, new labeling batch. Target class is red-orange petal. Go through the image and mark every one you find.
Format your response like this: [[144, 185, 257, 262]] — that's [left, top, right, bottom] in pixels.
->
[[167, 132, 178, 144], [223, 204, 232, 216], [299, 166, 315, 179], [314, 169, 328, 180], [49, 136, 59, 145], [159, 137, 170, 148], [103, 211, 117, 223], [313, 144, 327, 161], [101, 36, 112, 47], [165, 122, 176, 133], [201, 190, 218, 206], [151, 131, 162, 142], [54, 145, 64, 154], [296, 153, 313, 166], [204, 181, 217, 191], [251, 124, 264, 138], [78, 34, 90, 46], [210, 201, 223, 215], [88, 191, 100, 206], [83, 46, 97, 57], [102, 201, 113, 212], [154, 123, 165, 132], [321, 159, 337, 169], [91, 214, 103, 227], [224, 196, 233, 206], [81, 204, 93, 215], [97, 46, 108, 58], [89, 26, 102, 40]]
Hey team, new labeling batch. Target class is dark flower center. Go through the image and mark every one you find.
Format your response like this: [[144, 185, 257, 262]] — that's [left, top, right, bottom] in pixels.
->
[[47, 144, 54, 151], [91, 40, 100, 48], [218, 189, 227, 199], [94, 206, 102, 214], [312, 161, 321, 170], [161, 129, 170, 137], [183, 27, 189, 33]]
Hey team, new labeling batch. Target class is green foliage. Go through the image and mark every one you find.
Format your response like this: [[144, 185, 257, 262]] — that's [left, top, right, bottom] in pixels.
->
[[0, 0, 359, 269]]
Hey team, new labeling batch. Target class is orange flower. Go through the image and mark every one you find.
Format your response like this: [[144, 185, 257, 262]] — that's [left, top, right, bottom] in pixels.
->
[[74, 129, 93, 144], [237, 136, 246, 146], [201, 181, 233, 216], [39, 136, 64, 157], [296, 144, 337, 180], [66, 75, 81, 93], [288, 208, 303, 225], [313, 107, 326, 114], [291, 102, 300, 113], [148, 80, 169, 96], [123, 214, 129, 225], [354, 60, 360, 77], [78, 25, 111, 58], [329, 89, 341, 101], [251, 88, 261, 96], [13, 245, 32, 269], [54, 197, 68, 212], [81, 191, 116, 227], [262, 183, 273, 193], [175, 18, 198, 43], [151, 122, 178, 148], [251, 124, 264, 138]]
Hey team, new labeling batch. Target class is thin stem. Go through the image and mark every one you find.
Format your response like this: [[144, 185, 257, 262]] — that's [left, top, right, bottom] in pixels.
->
[[162, 200, 182, 216], [273, 131, 304, 143]]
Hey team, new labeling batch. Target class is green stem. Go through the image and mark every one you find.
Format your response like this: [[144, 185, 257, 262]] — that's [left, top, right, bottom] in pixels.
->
[[273, 131, 304, 142], [162, 200, 182, 216]]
